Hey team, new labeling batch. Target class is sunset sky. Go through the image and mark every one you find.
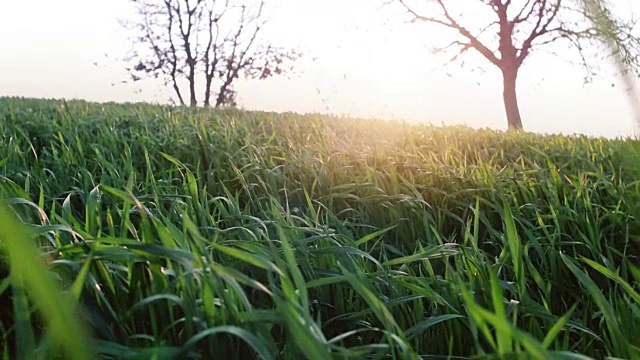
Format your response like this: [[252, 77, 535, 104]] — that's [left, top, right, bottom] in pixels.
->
[[1, 0, 639, 138]]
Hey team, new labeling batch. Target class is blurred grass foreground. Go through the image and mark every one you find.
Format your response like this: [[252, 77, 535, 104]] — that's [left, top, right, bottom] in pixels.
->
[[1, 97, 640, 359]]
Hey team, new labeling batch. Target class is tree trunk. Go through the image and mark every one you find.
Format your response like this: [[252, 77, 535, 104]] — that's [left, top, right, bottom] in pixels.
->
[[171, 76, 185, 106], [501, 67, 523, 130], [188, 62, 197, 107], [215, 78, 233, 107], [204, 75, 212, 107], [214, 87, 226, 108]]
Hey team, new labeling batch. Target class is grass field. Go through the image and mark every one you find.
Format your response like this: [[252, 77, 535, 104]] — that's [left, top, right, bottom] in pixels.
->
[[1, 96, 640, 359]]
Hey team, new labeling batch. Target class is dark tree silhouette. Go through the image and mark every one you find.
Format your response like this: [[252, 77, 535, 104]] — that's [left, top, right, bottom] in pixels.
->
[[123, 0, 300, 107], [393, 0, 640, 130]]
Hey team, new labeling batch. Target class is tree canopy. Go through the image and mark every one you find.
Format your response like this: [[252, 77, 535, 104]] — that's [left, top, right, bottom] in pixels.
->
[[123, 0, 300, 107]]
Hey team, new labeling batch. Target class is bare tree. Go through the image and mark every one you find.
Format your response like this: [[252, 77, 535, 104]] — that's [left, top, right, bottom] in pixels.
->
[[123, 0, 300, 107], [392, 0, 640, 130]]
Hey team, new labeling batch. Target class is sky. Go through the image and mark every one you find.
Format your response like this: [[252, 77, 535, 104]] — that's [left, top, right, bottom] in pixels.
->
[[1, 0, 639, 138]]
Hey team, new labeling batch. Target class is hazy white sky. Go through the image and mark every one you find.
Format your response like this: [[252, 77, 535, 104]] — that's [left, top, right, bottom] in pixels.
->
[[1, 0, 639, 138]]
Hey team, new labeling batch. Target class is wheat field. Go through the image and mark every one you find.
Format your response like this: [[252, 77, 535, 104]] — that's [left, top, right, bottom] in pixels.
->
[[0, 97, 639, 359]]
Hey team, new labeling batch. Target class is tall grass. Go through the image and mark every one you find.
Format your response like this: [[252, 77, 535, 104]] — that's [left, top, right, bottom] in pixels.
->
[[1, 96, 639, 359]]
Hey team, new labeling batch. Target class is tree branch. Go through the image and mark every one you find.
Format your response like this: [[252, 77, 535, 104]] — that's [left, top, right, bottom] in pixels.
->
[[398, 0, 501, 66], [516, 0, 562, 65]]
